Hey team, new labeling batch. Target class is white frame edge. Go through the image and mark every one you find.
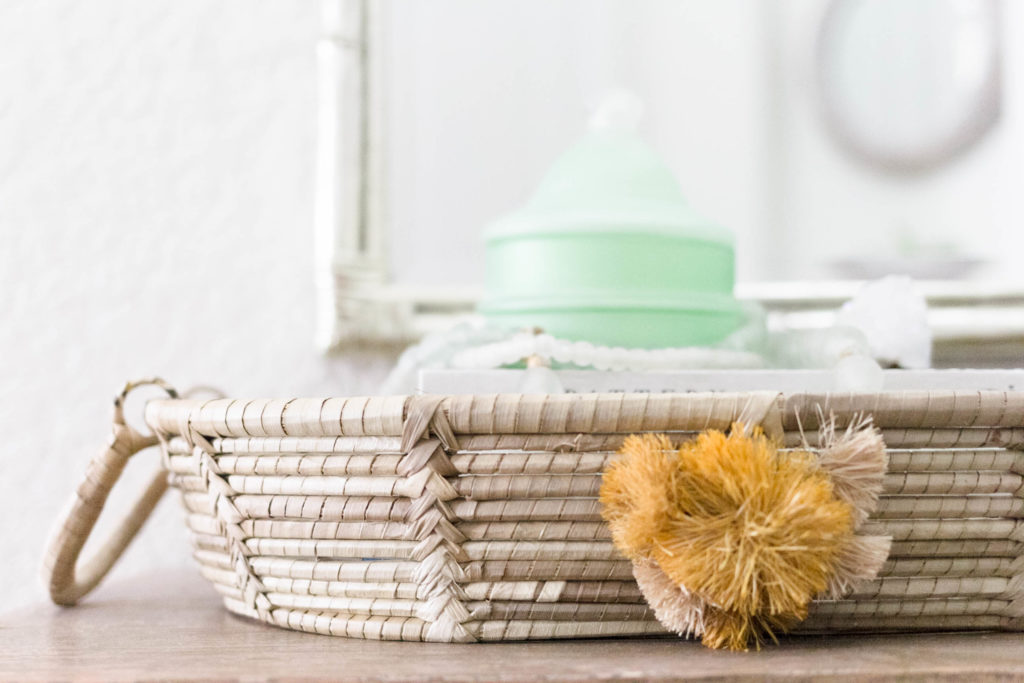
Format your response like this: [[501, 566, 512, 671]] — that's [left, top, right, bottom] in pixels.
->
[[315, 0, 400, 351]]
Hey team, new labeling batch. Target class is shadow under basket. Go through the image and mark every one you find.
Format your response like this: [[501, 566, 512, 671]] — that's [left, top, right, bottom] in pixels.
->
[[43, 385, 1024, 642]]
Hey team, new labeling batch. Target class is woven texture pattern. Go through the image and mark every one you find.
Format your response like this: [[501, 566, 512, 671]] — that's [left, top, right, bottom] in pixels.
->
[[142, 392, 1024, 641]]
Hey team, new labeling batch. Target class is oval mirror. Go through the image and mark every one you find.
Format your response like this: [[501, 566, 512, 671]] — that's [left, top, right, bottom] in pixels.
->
[[818, 0, 1000, 171]]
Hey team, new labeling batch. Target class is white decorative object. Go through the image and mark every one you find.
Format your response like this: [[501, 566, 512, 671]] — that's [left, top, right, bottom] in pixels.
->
[[837, 276, 932, 368], [449, 333, 765, 373], [818, 0, 1000, 171]]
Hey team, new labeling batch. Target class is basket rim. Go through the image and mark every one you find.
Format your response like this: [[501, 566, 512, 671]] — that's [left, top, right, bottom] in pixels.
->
[[144, 390, 1024, 440]]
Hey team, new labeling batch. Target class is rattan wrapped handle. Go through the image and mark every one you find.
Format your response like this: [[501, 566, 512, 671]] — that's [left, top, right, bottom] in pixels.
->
[[42, 379, 177, 606]]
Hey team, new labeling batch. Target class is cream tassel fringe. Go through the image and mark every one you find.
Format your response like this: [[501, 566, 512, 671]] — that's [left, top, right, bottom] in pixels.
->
[[633, 560, 707, 637], [816, 415, 887, 526], [825, 535, 893, 599], [817, 415, 891, 597]]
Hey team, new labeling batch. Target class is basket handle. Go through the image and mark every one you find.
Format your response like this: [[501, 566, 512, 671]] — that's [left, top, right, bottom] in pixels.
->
[[42, 379, 178, 605]]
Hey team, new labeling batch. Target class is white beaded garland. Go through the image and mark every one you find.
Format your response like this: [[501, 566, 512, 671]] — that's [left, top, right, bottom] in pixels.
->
[[449, 332, 765, 372]]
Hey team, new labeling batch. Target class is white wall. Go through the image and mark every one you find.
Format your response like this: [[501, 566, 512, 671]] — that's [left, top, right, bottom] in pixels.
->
[[385, 0, 779, 285], [628, 1, 779, 281], [0, 1, 392, 610], [385, 0, 636, 288], [384, 0, 1023, 285]]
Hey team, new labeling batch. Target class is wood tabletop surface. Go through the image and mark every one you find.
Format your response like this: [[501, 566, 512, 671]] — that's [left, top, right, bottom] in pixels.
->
[[3, 570, 1024, 682]]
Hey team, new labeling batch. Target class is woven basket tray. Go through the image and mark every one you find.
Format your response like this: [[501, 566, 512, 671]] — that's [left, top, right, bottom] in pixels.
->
[[43, 382, 1024, 642]]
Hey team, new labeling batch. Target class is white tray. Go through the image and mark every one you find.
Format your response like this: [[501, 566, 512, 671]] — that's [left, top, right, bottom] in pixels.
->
[[419, 369, 1024, 395]]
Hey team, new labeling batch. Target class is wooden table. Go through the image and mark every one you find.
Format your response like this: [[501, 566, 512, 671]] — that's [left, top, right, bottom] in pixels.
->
[[4, 570, 1024, 682]]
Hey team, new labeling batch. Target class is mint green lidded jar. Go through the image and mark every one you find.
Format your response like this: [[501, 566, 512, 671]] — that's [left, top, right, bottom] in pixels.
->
[[479, 95, 745, 349]]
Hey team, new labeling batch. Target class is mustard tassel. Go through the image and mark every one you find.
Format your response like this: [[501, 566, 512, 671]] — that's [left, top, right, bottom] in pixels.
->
[[601, 424, 863, 650]]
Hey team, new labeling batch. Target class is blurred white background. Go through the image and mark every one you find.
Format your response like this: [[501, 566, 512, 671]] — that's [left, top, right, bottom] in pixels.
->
[[1, 0, 1021, 611], [385, 0, 1023, 286]]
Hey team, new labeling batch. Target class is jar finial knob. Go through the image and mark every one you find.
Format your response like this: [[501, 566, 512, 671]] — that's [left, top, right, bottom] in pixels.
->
[[588, 89, 645, 134]]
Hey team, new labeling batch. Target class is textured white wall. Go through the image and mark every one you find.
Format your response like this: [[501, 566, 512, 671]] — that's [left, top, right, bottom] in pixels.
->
[[0, 1, 392, 610]]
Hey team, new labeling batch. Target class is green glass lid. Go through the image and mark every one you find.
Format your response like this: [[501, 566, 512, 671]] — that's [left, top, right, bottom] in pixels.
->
[[484, 91, 735, 245]]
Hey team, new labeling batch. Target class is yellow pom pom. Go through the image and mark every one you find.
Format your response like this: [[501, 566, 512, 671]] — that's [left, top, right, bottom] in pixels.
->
[[600, 424, 857, 650], [599, 433, 677, 561]]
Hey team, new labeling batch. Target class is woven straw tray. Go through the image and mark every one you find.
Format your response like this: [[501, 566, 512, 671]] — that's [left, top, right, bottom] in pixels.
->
[[43, 382, 1024, 642]]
